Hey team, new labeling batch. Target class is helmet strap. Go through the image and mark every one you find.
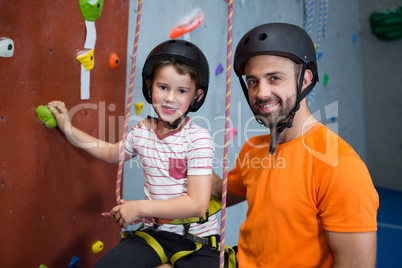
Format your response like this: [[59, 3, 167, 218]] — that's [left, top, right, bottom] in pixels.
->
[[267, 63, 307, 154], [146, 114, 187, 130], [148, 94, 202, 130], [167, 114, 187, 129], [297, 64, 316, 103], [167, 92, 203, 129], [269, 123, 286, 154], [239, 76, 250, 105]]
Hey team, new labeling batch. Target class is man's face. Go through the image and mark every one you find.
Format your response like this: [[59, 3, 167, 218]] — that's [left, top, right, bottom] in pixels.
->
[[244, 55, 298, 128]]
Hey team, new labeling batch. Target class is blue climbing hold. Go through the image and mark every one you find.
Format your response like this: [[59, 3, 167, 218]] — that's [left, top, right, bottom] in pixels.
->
[[68, 256, 80, 268]]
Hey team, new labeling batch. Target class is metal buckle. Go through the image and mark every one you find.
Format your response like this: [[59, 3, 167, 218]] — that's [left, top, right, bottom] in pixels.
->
[[197, 210, 209, 224]]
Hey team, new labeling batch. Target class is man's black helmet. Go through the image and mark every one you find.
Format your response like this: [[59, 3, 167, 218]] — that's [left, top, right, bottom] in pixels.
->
[[233, 22, 320, 155], [142, 39, 210, 112], [234, 22, 319, 85]]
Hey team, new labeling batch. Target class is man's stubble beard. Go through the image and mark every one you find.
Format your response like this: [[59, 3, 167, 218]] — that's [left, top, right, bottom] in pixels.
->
[[253, 93, 296, 128]]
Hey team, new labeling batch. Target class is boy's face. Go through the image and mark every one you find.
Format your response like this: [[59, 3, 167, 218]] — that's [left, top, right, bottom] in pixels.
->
[[150, 65, 202, 124], [244, 55, 298, 128]]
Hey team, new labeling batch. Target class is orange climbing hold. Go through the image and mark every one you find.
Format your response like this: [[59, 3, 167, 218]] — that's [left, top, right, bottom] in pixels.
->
[[109, 52, 120, 70]]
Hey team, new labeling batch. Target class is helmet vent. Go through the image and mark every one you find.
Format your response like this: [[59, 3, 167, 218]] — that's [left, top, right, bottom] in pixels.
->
[[185, 42, 193, 47], [169, 40, 176, 44], [258, 33, 267, 41], [243, 37, 249, 45]]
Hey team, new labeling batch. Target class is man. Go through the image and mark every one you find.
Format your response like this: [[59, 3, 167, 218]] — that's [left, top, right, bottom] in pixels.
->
[[213, 23, 379, 267]]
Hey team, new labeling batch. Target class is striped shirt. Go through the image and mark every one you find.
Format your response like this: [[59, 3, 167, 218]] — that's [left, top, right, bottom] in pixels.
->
[[125, 117, 219, 237]]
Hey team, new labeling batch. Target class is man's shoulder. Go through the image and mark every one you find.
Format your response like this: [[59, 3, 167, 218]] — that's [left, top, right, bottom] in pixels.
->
[[239, 134, 270, 155], [304, 124, 361, 167]]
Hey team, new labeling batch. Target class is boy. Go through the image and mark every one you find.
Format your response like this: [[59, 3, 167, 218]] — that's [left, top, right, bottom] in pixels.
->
[[48, 40, 220, 268]]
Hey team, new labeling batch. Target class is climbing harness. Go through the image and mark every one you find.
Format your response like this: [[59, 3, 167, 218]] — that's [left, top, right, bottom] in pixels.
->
[[163, 195, 221, 225], [120, 228, 236, 267], [121, 195, 236, 267], [126, 195, 222, 226]]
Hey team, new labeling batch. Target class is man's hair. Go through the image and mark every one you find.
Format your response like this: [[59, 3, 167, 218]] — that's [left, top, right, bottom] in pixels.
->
[[294, 63, 303, 91], [150, 58, 199, 88]]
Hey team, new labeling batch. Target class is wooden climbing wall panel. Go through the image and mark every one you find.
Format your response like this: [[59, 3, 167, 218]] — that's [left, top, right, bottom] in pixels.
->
[[0, 0, 129, 266]]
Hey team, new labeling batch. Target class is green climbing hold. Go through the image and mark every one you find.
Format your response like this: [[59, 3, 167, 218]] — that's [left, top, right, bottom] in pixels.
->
[[35, 105, 57, 128], [369, 6, 402, 41], [323, 73, 329, 87], [79, 0, 104, 22]]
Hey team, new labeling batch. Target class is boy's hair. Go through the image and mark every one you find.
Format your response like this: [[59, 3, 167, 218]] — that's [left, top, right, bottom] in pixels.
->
[[149, 58, 199, 89]]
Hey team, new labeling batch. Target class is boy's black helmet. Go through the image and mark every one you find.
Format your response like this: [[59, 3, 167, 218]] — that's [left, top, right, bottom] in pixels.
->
[[142, 39, 210, 112], [234, 22, 319, 84]]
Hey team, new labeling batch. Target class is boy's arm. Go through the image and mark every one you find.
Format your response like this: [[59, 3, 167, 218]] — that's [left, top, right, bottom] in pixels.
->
[[111, 174, 212, 229], [48, 101, 131, 164]]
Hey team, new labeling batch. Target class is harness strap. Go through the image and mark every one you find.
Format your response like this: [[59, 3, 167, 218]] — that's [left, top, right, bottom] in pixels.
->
[[121, 195, 234, 266], [166, 195, 221, 225], [133, 230, 169, 264], [222, 244, 236, 268], [123, 227, 236, 267], [183, 224, 218, 249], [170, 242, 203, 266]]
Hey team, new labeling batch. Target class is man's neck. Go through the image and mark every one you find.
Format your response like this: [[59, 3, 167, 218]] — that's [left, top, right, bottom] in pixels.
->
[[271, 104, 317, 144]]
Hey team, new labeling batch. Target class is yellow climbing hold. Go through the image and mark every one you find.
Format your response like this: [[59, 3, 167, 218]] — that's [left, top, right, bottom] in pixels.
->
[[135, 102, 144, 115], [92, 240, 104, 254], [77, 49, 95, 71]]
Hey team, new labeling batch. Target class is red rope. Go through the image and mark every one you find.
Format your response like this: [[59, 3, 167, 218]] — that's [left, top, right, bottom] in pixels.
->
[[220, 0, 233, 267], [101, 0, 143, 217]]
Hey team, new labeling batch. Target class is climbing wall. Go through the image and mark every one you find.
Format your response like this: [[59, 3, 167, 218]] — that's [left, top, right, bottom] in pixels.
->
[[0, 0, 129, 267]]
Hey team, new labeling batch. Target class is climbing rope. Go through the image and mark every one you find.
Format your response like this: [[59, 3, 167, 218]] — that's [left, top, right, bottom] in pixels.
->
[[116, 0, 143, 203], [101, 0, 143, 217], [323, 0, 329, 38], [220, 0, 233, 267], [305, 0, 329, 107], [316, 0, 324, 54], [305, 0, 315, 36], [305, 0, 315, 106]]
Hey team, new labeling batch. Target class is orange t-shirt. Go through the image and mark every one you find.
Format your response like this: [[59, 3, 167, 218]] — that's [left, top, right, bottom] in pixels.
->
[[228, 123, 379, 268]]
